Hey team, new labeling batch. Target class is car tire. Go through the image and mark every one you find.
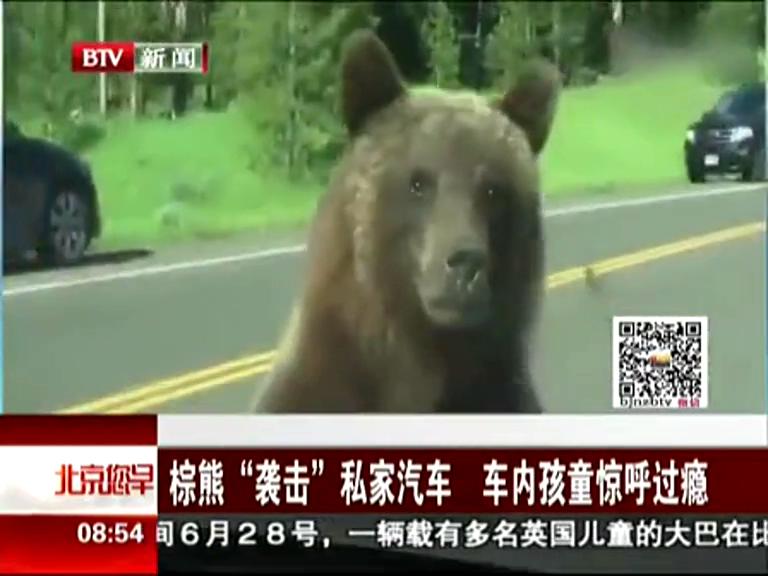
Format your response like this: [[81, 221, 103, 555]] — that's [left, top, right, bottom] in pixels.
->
[[686, 163, 704, 183], [748, 146, 766, 182], [38, 187, 93, 266]]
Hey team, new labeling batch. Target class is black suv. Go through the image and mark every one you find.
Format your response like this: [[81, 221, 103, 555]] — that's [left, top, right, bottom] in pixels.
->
[[3, 120, 102, 266], [684, 83, 765, 182]]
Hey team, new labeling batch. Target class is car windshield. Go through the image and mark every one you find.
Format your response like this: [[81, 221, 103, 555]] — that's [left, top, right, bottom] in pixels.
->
[[714, 86, 765, 116]]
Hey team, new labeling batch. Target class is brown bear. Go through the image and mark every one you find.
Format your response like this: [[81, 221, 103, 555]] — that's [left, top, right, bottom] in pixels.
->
[[252, 30, 560, 413]]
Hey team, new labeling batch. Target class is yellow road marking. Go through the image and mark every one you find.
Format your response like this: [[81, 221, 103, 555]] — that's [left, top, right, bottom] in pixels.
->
[[546, 222, 766, 288], [57, 221, 765, 414], [105, 362, 275, 414], [57, 351, 277, 414]]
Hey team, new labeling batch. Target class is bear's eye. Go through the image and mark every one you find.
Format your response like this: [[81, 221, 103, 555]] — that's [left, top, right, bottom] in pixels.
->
[[481, 182, 506, 204], [480, 181, 511, 217], [409, 170, 433, 198]]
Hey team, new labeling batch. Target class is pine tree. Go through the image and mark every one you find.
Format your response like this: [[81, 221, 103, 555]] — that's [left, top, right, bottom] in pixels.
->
[[485, 1, 532, 91], [422, 2, 460, 88]]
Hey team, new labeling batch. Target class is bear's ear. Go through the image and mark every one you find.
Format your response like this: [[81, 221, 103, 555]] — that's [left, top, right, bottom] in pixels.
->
[[341, 29, 406, 135], [497, 60, 561, 155]]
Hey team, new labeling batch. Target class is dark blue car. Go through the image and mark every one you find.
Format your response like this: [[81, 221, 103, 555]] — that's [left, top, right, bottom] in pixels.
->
[[684, 83, 766, 183], [3, 121, 101, 265]]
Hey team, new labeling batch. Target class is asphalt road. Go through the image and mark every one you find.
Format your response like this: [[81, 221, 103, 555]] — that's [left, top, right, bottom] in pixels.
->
[[3, 182, 767, 414]]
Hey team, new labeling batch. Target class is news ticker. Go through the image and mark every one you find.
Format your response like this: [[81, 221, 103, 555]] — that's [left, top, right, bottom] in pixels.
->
[[2, 414, 768, 573], [159, 516, 768, 550], [24, 515, 768, 551], [71, 41, 208, 74], [3, 515, 768, 574]]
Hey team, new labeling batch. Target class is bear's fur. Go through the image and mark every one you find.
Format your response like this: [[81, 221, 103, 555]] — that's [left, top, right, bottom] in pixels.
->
[[252, 30, 560, 413]]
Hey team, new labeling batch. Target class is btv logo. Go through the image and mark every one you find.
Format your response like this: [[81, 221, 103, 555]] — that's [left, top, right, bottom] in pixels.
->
[[72, 42, 135, 73]]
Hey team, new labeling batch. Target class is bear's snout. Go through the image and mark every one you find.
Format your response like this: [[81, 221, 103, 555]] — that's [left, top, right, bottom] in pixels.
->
[[418, 242, 492, 330], [444, 247, 488, 291]]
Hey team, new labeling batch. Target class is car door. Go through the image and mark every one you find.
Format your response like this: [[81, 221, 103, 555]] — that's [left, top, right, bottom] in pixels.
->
[[738, 86, 766, 143], [3, 139, 49, 258]]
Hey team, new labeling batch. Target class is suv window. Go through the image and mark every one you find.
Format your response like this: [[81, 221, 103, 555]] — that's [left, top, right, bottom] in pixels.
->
[[715, 86, 765, 116]]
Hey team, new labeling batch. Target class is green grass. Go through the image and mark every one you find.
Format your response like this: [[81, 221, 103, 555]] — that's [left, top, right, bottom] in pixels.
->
[[69, 61, 727, 248], [81, 109, 323, 249], [540, 62, 726, 194]]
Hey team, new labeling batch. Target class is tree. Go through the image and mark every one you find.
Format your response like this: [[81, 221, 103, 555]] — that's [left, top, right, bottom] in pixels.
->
[[105, 1, 168, 117], [162, 0, 206, 118], [698, 1, 764, 83], [224, 1, 375, 178], [291, 1, 377, 172], [484, 1, 532, 90], [581, 1, 612, 74], [544, 2, 591, 81], [5, 2, 97, 129], [3, 1, 25, 112], [200, 0, 217, 109], [422, 2, 461, 88], [209, 1, 248, 109]]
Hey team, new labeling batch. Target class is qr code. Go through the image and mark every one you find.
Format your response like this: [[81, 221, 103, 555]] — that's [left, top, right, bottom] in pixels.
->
[[612, 316, 708, 410]]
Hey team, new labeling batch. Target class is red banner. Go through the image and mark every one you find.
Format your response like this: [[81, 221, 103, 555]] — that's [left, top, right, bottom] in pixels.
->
[[157, 448, 768, 515], [0, 515, 156, 574], [0, 415, 157, 446]]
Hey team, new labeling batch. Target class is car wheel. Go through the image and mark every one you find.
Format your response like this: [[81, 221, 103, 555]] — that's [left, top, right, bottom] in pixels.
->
[[686, 164, 704, 183], [39, 188, 92, 266], [748, 147, 766, 182]]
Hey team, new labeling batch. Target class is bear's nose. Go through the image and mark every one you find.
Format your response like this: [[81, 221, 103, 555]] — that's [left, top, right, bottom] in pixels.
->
[[445, 248, 488, 286]]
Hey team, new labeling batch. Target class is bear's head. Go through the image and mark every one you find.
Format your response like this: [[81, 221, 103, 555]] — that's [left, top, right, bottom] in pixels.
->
[[337, 30, 560, 334]]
